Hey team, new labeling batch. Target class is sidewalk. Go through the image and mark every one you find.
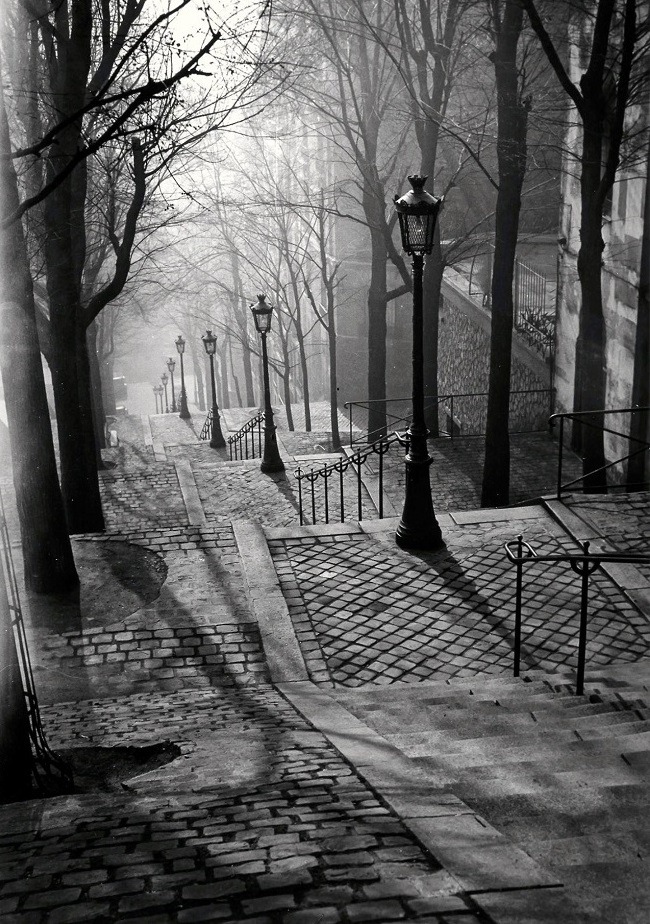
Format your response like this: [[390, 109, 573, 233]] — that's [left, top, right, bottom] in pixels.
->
[[1, 407, 649, 923]]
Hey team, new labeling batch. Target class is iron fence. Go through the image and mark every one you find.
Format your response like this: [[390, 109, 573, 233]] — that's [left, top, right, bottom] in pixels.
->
[[505, 535, 650, 695], [346, 389, 555, 447], [296, 433, 401, 525], [466, 245, 555, 359], [199, 409, 213, 441], [227, 411, 264, 460], [550, 406, 650, 497]]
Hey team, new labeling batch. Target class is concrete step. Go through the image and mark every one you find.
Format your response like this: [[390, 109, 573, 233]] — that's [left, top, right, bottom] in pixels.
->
[[418, 730, 650, 772]]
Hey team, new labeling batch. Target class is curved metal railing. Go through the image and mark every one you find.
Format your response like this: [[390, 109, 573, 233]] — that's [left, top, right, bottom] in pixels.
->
[[550, 406, 650, 496], [505, 535, 650, 695], [295, 431, 404, 525], [227, 411, 264, 460], [0, 492, 74, 796]]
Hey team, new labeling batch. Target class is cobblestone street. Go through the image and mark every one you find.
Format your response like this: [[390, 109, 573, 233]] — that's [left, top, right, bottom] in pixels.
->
[[269, 512, 649, 687], [2, 403, 649, 923]]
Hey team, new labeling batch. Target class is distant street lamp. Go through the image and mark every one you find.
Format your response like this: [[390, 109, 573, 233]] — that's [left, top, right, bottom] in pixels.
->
[[394, 174, 444, 550], [161, 372, 169, 413], [166, 357, 177, 412], [175, 335, 191, 419], [250, 294, 285, 473], [153, 385, 160, 414], [202, 329, 226, 448]]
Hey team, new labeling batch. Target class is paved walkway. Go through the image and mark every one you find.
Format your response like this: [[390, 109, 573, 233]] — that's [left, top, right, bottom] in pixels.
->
[[1, 403, 649, 923]]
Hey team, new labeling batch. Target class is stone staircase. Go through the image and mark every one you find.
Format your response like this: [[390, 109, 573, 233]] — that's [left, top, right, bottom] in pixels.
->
[[331, 662, 650, 923]]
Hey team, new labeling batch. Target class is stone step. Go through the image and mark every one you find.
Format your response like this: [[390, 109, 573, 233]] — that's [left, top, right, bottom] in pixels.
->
[[414, 729, 650, 772], [404, 719, 646, 758], [383, 701, 630, 741], [578, 718, 650, 739]]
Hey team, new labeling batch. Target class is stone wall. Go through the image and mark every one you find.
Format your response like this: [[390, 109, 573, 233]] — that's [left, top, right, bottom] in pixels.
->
[[337, 275, 553, 436]]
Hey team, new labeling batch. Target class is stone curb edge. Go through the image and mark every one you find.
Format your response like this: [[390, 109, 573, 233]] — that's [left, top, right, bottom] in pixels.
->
[[232, 518, 308, 684]]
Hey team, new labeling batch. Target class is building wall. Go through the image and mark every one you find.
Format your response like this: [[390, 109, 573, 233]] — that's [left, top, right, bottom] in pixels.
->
[[553, 14, 648, 478], [337, 273, 553, 436]]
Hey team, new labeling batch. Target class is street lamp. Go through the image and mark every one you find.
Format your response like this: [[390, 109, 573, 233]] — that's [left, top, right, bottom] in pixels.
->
[[154, 384, 164, 413], [250, 294, 284, 473], [153, 385, 160, 414], [161, 372, 169, 413], [202, 329, 226, 448], [394, 174, 444, 550], [175, 335, 191, 419], [166, 357, 177, 412]]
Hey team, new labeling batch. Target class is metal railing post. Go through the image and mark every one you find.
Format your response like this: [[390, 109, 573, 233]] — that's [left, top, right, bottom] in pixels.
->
[[339, 461, 345, 523], [557, 416, 564, 498], [357, 458, 362, 521], [297, 468, 303, 525], [311, 473, 316, 525], [378, 445, 384, 519], [514, 535, 524, 677], [324, 471, 330, 524], [576, 540, 591, 696]]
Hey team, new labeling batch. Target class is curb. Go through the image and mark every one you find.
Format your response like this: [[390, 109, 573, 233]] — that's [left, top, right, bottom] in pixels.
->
[[232, 518, 308, 684]]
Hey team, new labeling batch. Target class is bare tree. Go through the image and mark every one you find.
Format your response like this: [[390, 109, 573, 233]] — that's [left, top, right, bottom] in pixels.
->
[[521, 0, 649, 488]]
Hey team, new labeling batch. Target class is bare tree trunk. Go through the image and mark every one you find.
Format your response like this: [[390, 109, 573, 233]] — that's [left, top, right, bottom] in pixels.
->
[[219, 341, 230, 409], [0, 83, 78, 592], [423, 235, 444, 436], [628, 140, 650, 489], [87, 320, 106, 458], [328, 303, 341, 450], [189, 341, 205, 412], [573, 113, 608, 490], [481, 0, 529, 508], [367, 223, 388, 441]]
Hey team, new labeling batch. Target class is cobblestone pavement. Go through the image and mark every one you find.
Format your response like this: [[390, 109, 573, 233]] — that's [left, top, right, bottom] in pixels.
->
[[370, 433, 582, 516], [270, 512, 649, 687], [0, 685, 485, 923], [150, 413, 208, 446], [566, 492, 650, 581], [99, 465, 188, 531], [23, 525, 253, 704], [192, 461, 301, 528]]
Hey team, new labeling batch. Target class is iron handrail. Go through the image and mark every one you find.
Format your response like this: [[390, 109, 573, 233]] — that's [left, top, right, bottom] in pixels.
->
[[550, 406, 650, 497], [227, 411, 264, 460], [344, 396, 445, 447], [346, 388, 555, 447], [505, 535, 650, 695], [0, 492, 74, 795], [199, 409, 213, 441], [295, 431, 403, 525]]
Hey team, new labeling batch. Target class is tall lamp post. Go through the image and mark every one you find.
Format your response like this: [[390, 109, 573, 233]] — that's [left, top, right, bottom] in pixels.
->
[[166, 357, 177, 412], [250, 294, 285, 473], [175, 335, 191, 419], [153, 386, 160, 414], [161, 372, 169, 413], [394, 175, 444, 550], [202, 329, 226, 448], [154, 384, 163, 413]]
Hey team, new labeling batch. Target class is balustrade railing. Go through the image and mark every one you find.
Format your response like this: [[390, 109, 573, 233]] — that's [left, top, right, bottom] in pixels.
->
[[227, 411, 264, 460], [199, 409, 213, 441], [346, 389, 554, 447], [505, 535, 650, 695], [295, 432, 401, 525], [550, 406, 650, 497]]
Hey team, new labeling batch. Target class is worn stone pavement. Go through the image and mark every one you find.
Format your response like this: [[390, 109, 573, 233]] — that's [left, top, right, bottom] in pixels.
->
[[1, 399, 649, 923]]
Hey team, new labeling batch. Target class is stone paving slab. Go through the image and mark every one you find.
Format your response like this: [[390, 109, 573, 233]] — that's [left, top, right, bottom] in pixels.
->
[[269, 507, 650, 688]]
